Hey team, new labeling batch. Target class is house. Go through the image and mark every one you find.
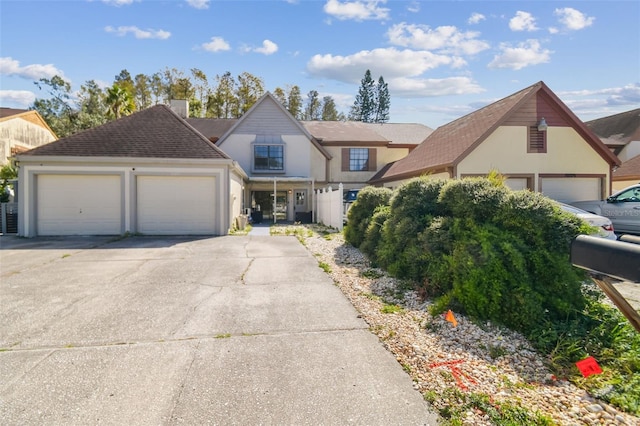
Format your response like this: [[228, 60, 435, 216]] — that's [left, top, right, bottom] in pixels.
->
[[16, 92, 431, 236], [186, 93, 431, 223], [585, 108, 640, 191], [16, 105, 246, 237], [369, 81, 620, 203], [0, 108, 57, 165]]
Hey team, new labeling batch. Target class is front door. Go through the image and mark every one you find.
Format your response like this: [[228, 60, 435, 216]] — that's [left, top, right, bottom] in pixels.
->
[[294, 189, 310, 222]]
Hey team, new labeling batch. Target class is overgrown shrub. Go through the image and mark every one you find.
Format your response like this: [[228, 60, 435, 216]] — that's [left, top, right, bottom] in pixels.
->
[[375, 177, 447, 279], [360, 205, 390, 266], [437, 177, 509, 221], [343, 186, 392, 248]]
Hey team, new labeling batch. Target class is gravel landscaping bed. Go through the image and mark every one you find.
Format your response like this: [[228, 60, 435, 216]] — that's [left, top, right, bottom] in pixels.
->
[[276, 224, 640, 426]]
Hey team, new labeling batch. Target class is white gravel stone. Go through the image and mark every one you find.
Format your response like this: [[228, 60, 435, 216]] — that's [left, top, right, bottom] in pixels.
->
[[293, 225, 640, 426]]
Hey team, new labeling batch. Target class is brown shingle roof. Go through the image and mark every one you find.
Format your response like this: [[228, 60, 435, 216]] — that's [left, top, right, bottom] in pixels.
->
[[19, 105, 229, 159], [370, 82, 539, 183], [613, 153, 640, 181], [0, 107, 29, 119], [586, 108, 640, 147], [370, 81, 620, 184], [300, 121, 432, 145], [186, 118, 237, 141]]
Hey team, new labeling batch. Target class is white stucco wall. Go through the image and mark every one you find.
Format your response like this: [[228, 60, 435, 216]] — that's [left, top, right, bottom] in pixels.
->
[[381, 171, 450, 189], [457, 126, 611, 191], [327, 146, 411, 186]]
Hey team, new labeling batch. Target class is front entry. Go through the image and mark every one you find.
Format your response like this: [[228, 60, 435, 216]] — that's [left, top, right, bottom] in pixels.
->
[[252, 191, 288, 223], [294, 189, 311, 223]]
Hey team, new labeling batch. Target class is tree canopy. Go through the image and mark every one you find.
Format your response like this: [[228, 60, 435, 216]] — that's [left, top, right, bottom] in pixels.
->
[[29, 66, 390, 137]]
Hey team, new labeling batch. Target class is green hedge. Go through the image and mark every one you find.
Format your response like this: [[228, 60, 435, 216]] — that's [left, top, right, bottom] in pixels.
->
[[345, 176, 590, 336]]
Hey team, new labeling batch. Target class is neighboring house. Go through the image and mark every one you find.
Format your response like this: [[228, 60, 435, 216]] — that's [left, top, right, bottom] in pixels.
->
[[369, 81, 620, 203], [585, 108, 640, 191], [0, 108, 57, 165], [16, 105, 246, 237]]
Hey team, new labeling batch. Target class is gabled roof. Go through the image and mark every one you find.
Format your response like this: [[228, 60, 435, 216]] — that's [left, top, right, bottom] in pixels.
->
[[613, 153, 640, 181], [214, 92, 332, 160], [19, 105, 230, 159], [370, 81, 620, 184], [586, 108, 640, 147], [0, 107, 58, 137]]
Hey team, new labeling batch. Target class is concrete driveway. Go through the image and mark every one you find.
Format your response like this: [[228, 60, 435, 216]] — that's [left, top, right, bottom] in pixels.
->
[[0, 235, 438, 425]]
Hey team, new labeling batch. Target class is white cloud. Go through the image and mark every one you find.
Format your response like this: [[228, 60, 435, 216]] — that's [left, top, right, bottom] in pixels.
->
[[554, 7, 595, 31], [201, 36, 231, 52], [186, 0, 209, 9], [307, 48, 465, 83], [548, 27, 559, 35], [0, 57, 65, 80], [468, 13, 485, 25], [254, 40, 279, 55], [509, 11, 538, 32], [102, 0, 138, 6], [104, 26, 171, 40], [323, 0, 390, 21], [488, 39, 552, 70], [559, 83, 640, 106], [387, 76, 485, 97], [386, 23, 490, 55], [407, 1, 420, 13], [0, 90, 36, 108]]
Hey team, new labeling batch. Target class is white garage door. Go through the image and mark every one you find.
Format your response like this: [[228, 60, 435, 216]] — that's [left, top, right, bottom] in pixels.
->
[[37, 174, 122, 236], [540, 177, 602, 202], [505, 178, 529, 191], [137, 175, 216, 235]]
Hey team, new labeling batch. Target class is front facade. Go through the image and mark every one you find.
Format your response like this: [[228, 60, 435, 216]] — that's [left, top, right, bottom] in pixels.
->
[[370, 81, 620, 203], [0, 108, 57, 165]]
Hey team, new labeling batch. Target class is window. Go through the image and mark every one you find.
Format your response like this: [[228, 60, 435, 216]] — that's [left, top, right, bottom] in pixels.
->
[[341, 148, 376, 172], [528, 126, 547, 153], [254, 145, 284, 171]]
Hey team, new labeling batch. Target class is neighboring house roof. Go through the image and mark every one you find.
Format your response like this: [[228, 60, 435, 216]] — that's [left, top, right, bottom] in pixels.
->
[[0, 107, 57, 138], [586, 108, 640, 149], [370, 81, 620, 184], [185, 118, 237, 142], [301, 121, 432, 147], [613, 153, 640, 182], [19, 105, 229, 159]]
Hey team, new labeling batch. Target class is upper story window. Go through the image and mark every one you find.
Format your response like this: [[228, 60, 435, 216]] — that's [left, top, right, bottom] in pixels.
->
[[342, 148, 377, 172], [253, 135, 284, 172], [528, 126, 547, 153]]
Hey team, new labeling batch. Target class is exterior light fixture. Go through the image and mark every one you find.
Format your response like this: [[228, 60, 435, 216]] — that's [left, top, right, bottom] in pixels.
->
[[537, 117, 548, 132]]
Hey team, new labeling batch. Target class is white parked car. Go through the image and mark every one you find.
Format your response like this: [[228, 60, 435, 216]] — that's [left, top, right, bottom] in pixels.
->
[[557, 202, 617, 240]]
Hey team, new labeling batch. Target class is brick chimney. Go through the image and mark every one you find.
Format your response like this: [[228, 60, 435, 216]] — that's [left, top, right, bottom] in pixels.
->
[[170, 99, 189, 118]]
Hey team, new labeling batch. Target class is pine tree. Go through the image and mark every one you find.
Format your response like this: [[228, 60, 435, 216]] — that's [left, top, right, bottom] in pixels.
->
[[321, 96, 341, 121], [304, 90, 321, 120], [375, 76, 390, 123]]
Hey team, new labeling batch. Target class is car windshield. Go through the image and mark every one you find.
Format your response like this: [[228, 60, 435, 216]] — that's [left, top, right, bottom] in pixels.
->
[[558, 202, 589, 215]]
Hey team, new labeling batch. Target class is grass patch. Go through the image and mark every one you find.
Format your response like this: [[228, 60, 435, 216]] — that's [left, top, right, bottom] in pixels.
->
[[381, 304, 404, 314], [318, 261, 332, 273], [435, 388, 553, 426], [214, 333, 231, 339], [61, 254, 71, 259], [360, 268, 384, 279]]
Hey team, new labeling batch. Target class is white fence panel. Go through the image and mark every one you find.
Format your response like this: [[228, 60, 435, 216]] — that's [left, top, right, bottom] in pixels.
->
[[314, 184, 344, 230]]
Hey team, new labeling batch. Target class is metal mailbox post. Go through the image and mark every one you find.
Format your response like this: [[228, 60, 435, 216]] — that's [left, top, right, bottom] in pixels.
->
[[571, 235, 640, 332]]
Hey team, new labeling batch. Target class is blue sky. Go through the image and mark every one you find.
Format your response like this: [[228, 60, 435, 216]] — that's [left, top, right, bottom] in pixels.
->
[[1, 0, 638, 127]]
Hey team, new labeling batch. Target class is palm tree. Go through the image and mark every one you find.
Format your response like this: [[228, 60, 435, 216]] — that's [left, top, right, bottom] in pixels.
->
[[105, 84, 135, 119]]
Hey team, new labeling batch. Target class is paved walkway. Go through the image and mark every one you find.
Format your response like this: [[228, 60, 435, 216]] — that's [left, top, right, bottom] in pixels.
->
[[0, 235, 438, 425]]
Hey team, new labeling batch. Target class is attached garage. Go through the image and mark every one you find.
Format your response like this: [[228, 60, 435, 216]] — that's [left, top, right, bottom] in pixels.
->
[[539, 176, 604, 203], [37, 174, 122, 235], [136, 175, 216, 235], [17, 105, 247, 238]]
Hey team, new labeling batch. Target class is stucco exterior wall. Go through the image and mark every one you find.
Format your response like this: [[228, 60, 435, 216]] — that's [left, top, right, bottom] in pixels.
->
[[327, 146, 411, 187], [1, 118, 57, 165], [457, 126, 611, 191], [613, 180, 639, 192], [17, 157, 235, 237], [230, 171, 245, 227]]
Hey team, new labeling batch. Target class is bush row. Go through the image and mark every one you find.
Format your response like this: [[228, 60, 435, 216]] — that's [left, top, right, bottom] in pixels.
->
[[344, 175, 592, 337]]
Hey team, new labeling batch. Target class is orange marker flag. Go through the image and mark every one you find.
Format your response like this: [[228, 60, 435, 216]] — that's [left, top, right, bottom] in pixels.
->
[[445, 310, 458, 327], [575, 356, 602, 378]]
